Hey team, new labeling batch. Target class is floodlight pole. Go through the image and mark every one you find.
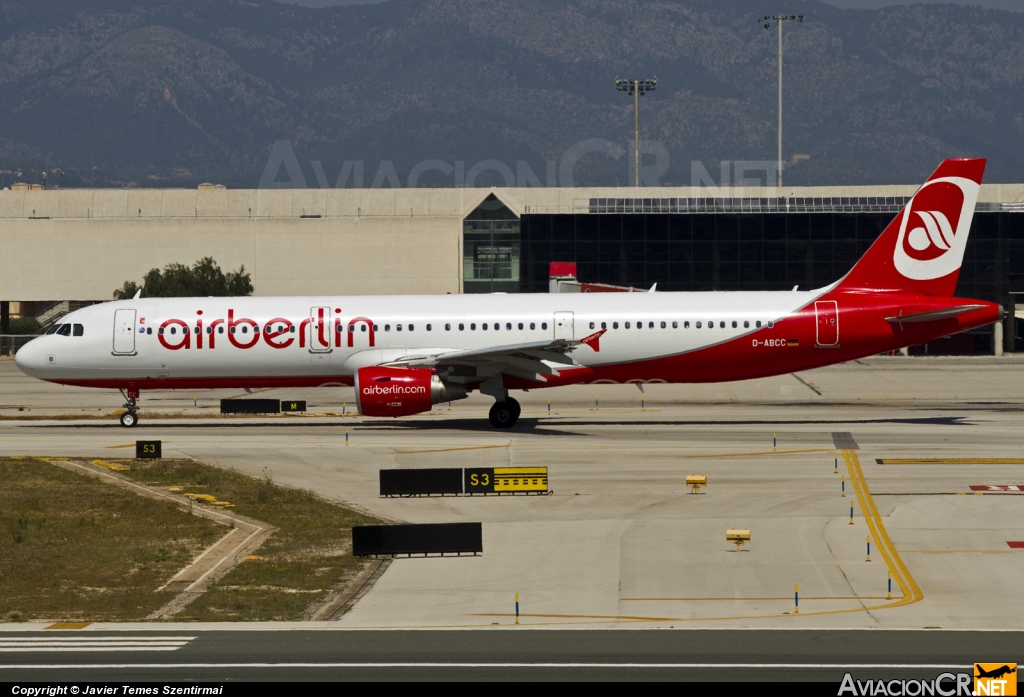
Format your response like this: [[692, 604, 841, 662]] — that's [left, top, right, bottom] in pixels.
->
[[763, 14, 803, 188], [634, 83, 640, 189], [615, 76, 657, 187]]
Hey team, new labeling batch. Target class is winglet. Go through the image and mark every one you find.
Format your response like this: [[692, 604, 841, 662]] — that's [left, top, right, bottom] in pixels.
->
[[579, 328, 607, 352], [133, 289, 142, 300], [649, 283, 657, 293]]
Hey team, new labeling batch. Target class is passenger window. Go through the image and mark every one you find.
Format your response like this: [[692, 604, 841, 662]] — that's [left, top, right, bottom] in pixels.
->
[[45, 324, 61, 335], [672, 321, 678, 329], [756, 321, 762, 328], [56, 324, 71, 336], [483, 323, 488, 330], [194, 326, 200, 334], [695, 321, 701, 328], [220, 327, 226, 334], [660, 321, 666, 329], [541, 322, 547, 330], [684, 321, 689, 328], [459, 323, 465, 331], [530, 322, 535, 330], [767, 321, 774, 328], [287, 326, 293, 333], [601, 322, 607, 329], [385, 324, 391, 331], [159, 327, 164, 335], [613, 322, 619, 329], [637, 322, 642, 330], [147, 327, 153, 335], [506, 323, 511, 330], [590, 322, 595, 330], [397, 324, 403, 331], [493, 323, 499, 330], [518, 323, 523, 330], [471, 323, 476, 330], [649, 322, 654, 329], [360, 325, 367, 332], [242, 326, 249, 334], [255, 326, 261, 334], [73, 324, 84, 336], [732, 321, 737, 328], [426, 324, 432, 331], [170, 327, 178, 335], [719, 321, 725, 329], [625, 322, 631, 329], [744, 321, 749, 328], [446, 323, 451, 331], [373, 324, 379, 331]]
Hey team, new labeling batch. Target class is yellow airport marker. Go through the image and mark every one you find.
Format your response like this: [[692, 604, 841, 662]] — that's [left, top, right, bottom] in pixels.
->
[[515, 593, 520, 624], [834, 453, 839, 473], [849, 502, 855, 525], [794, 584, 799, 614], [887, 571, 892, 599], [866, 536, 871, 562], [345, 428, 349, 445], [773, 432, 777, 450], [841, 474, 846, 497]]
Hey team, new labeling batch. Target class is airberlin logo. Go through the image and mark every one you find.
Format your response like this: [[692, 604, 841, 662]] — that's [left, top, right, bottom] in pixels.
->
[[893, 176, 979, 281], [153, 308, 376, 352], [362, 385, 426, 396]]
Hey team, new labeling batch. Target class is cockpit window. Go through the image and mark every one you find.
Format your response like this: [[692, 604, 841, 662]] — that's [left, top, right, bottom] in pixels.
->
[[73, 324, 84, 336], [55, 324, 71, 336], [45, 324, 62, 335]]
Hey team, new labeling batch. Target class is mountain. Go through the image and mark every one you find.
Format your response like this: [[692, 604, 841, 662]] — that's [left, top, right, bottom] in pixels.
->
[[1, 0, 1023, 188]]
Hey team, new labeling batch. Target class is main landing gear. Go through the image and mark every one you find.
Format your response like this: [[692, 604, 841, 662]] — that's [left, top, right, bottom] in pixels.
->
[[119, 387, 140, 428], [488, 397, 520, 429]]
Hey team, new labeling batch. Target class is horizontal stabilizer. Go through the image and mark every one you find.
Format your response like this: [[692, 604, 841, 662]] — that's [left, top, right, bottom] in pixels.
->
[[884, 305, 987, 323]]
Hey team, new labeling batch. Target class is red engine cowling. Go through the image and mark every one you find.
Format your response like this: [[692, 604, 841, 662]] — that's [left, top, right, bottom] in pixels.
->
[[354, 366, 467, 417]]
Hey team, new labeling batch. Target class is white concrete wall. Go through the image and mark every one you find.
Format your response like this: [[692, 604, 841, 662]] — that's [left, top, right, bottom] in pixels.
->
[[0, 215, 461, 301]]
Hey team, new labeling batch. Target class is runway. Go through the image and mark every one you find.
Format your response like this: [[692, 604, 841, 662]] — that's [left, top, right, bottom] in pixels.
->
[[0, 628, 1019, 681]]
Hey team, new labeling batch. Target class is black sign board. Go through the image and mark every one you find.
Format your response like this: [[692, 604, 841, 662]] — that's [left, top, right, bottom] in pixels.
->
[[352, 522, 483, 556], [220, 399, 280, 414], [380, 468, 463, 497], [136, 440, 161, 459], [464, 468, 495, 494], [280, 400, 307, 412]]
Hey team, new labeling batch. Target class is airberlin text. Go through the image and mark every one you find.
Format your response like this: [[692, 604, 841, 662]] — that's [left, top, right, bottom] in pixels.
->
[[838, 672, 972, 697], [149, 308, 376, 352]]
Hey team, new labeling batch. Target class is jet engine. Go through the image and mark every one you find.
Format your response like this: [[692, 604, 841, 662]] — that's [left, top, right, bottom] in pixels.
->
[[354, 366, 468, 417]]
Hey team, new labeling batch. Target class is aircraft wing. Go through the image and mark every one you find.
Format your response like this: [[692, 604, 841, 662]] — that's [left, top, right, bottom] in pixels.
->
[[381, 331, 606, 383], [884, 305, 988, 323]]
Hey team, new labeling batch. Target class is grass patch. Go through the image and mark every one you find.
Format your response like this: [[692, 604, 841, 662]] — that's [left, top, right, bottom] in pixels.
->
[[0, 458, 224, 622], [113, 459, 384, 621]]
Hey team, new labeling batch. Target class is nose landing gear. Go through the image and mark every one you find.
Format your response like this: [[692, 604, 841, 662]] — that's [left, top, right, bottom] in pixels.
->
[[119, 387, 140, 428]]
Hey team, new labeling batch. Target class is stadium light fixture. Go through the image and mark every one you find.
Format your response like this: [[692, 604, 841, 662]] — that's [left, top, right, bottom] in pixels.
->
[[762, 14, 803, 188], [615, 76, 657, 187]]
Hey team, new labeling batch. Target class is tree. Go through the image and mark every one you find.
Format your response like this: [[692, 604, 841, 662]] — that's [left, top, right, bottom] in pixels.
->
[[113, 257, 254, 299]]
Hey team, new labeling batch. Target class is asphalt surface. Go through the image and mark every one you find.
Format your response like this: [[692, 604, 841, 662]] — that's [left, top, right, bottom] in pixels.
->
[[0, 629, 1020, 681]]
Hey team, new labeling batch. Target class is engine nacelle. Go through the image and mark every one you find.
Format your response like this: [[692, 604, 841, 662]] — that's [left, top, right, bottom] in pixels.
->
[[354, 366, 468, 417]]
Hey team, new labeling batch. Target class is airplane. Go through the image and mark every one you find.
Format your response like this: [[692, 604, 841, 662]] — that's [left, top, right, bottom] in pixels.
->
[[14, 158, 1001, 429]]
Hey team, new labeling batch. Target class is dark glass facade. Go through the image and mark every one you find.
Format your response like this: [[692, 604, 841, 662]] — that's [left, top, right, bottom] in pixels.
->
[[518, 212, 1024, 304]]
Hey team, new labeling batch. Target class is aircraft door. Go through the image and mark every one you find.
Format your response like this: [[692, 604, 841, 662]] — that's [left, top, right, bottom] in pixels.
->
[[554, 311, 574, 340], [309, 306, 332, 353], [113, 309, 137, 355], [815, 300, 839, 346]]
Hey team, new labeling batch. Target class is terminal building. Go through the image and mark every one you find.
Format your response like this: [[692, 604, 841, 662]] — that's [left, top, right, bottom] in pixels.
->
[[1, 182, 1022, 354]]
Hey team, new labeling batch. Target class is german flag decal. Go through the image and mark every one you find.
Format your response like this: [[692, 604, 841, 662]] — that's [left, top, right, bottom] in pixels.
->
[[787, 338, 800, 347]]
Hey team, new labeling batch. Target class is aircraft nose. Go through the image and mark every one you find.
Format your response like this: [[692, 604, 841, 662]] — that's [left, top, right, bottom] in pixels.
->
[[13, 338, 43, 378]]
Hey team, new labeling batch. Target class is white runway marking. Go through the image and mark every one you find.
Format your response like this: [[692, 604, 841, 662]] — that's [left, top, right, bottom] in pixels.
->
[[0, 636, 194, 652]]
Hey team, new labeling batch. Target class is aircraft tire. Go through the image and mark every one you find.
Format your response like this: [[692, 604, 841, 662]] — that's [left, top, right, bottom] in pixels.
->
[[506, 397, 521, 421], [488, 401, 517, 429], [120, 411, 138, 428]]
